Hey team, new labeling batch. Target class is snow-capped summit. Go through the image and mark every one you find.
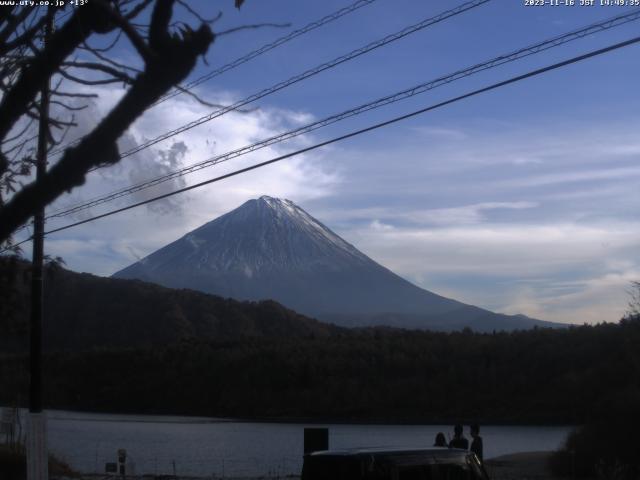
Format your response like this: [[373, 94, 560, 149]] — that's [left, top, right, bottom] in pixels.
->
[[129, 195, 369, 276], [113, 196, 556, 331]]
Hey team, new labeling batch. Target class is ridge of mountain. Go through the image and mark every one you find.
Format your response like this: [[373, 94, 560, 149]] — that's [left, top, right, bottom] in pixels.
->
[[0, 257, 338, 353], [113, 196, 562, 332]]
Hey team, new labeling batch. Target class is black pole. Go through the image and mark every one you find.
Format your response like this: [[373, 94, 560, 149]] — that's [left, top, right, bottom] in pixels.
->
[[304, 427, 329, 454], [29, 196, 44, 413], [27, 12, 53, 480], [29, 10, 53, 417]]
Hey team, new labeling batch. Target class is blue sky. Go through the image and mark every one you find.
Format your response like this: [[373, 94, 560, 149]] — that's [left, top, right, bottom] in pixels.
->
[[15, 0, 640, 324]]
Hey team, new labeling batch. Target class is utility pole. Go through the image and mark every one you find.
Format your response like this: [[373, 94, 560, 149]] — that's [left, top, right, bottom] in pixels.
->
[[27, 10, 53, 480]]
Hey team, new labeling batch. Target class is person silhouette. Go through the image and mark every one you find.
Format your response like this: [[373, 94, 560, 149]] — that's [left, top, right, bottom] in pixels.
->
[[470, 424, 483, 462], [448, 424, 469, 449], [433, 432, 447, 447]]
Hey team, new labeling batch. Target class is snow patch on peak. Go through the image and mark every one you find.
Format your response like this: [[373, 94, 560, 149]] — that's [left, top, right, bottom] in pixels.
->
[[260, 197, 357, 253], [258, 195, 295, 210], [256, 196, 312, 225], [185, 234, 205, 250], [244, 265, 253, 278]]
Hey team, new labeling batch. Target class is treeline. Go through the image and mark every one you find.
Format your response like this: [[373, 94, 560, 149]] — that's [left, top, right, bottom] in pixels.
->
[[0, 257, 337, 354], [1, 319, 639, 424]]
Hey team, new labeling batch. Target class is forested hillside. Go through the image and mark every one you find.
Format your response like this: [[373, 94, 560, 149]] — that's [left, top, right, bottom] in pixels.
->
[[1, 319, 638, 424], [0, 257, 338, 353], [2, 257, 638, 424]]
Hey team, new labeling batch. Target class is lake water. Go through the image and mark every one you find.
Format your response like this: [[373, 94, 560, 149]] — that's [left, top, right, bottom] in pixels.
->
[[28, 410, 571, 477]]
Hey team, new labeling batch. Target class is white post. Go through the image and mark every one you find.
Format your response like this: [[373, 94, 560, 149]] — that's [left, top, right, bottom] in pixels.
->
[[26, 412, 48, 480]]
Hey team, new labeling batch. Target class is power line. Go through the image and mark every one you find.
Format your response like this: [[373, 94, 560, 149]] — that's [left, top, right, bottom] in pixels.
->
[[48, 0, 490, 165], [23, 34, 640, 243], [47, 0, 379, 158], [155, 0, 379, 106], [44, 8, 640, 220], [113, 0, 490, 160]]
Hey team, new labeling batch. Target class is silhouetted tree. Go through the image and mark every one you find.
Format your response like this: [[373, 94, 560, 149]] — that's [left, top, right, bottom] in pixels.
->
[[0, 0, 251, 246], [626, 280, 640, 320]]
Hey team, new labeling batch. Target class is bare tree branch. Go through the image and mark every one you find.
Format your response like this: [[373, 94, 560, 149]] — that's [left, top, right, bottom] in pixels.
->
[[177, 0, 223, 25], [0, 14, 48, 57], [81, 42, 143, 74], [82, 28, 124, 53], [1, 118, 36, 145], [171, 84, 225, 108], [0, 0, 215, 243], [0, 7, 101, 145], [49, 100, 89, 112], [100, 4, 154, 63], [124, 0, 155, 20], [51, 91, 99, 99], [58, 69, 128, 86], [215, 22, 291, 37], [0, 7, 33, 46], [61, 61, 136, 84]]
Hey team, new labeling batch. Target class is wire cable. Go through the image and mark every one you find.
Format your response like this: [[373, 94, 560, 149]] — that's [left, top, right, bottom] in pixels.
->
[[44, 8, 640, 220], [48, 0, 490, 164], [155, 0, 379, 106], [112, 0, 490, 160], [13, 33, 636, 246], [47, 0, 379, 158]]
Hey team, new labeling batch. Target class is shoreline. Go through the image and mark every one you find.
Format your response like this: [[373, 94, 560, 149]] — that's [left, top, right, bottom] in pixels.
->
[[27, 406, 577, 427], [59, 452, 562, 480]]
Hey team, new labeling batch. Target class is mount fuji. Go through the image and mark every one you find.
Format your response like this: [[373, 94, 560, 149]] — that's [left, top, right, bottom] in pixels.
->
[[113, 196, 559, 331]]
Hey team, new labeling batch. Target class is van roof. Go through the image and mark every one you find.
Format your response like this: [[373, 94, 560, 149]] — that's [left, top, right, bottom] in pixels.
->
[[302, 447, 486, 479], [307, 446, 469, 458]]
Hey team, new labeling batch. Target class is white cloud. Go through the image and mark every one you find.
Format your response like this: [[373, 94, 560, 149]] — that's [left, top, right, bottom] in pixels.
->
[[369, 219, 395, 232], [349, 221, 639, 275], [336, 202, 539, 226], [403, 202, 539, 226], [496, 166, 640, 189], [36, 86, 341, 275], [337, 220, 640, 324], [501, 269, 640, 325], [411, 125, 468, 141], [14, 82, 638, 328]]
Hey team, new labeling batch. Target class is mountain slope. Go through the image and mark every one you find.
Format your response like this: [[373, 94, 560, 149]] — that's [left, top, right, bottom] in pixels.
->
[[0, 257, 337, 353], [113, 196, 560, 331]]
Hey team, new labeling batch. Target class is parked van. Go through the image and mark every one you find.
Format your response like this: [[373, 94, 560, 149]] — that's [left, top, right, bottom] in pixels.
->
[[301, 446, 488, 480]]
